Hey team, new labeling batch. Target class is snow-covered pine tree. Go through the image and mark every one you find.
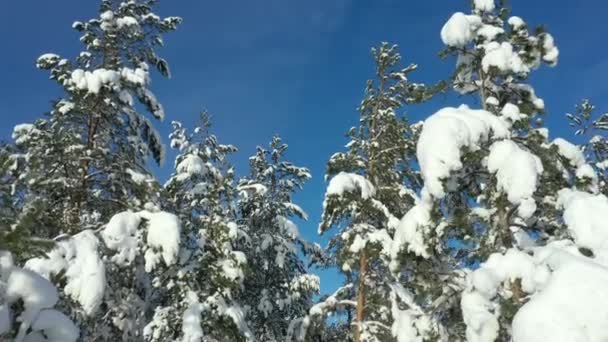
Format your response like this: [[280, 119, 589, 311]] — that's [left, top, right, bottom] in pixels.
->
[[0, 145, 68, 340], [388, 1, 608, 341], [7, 1, 182, 340], [22, 188, 178, 340], [17, 0, 181, 236], [237, 136, 320, 341], [408, 0, 566, 339], [565, 99, 608, 195], [0, 250, 80, 342], [312, 43, 442, 342], [0, 143, 53, 259], [158, 113, 252, 341], [411, 2, 566, 338], [68, 205, 177, 341]]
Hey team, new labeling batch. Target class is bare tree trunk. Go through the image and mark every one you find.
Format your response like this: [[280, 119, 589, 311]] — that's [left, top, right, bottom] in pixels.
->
[[354, 250, 368, 342]]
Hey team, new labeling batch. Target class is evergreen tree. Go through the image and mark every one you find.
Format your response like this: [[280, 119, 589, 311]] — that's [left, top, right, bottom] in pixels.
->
[[3, 0, 608, 341], [314, 43, 442, 342], [0, 250, 80, 342], [388, 0, 602, 340], [429, 0, 563, 338], [158, 113, 253, 341], [8, 1, 182, 340], [435, 5, 563, 338], [237, 136, 320, 341], [0, 143, 53, 259], [565, 99, 608, 194], [17, 0, 181, 236]]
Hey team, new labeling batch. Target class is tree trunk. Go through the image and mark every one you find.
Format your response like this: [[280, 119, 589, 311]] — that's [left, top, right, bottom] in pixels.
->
[[71, 115, 100, 233], [354, 249, 368, 342], [479, 67, 488, 111]]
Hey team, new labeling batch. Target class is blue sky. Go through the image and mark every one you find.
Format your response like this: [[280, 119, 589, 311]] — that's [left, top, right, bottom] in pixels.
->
[[1, 0, 607, 295]]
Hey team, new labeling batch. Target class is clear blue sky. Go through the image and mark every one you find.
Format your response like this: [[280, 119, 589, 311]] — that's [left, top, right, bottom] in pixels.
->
[[1, 0, 606, 295]]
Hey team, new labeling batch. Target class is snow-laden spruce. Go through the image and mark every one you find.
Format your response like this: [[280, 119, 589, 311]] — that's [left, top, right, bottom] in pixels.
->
[[18, 206, 183, 341], [15, 0, 181, 238], [563, 99, 608, 194], [0, 251, 79, 342], [462, 190, 608, 342], [300, 43, 443, 342], [2, 0, 606, 341], [238, 136, 321, 342], [102, 210, 181, 273], [0, 143, 55, 258], [7, 1, 182, 339], [160, 114, 253, 342], [416, 105, 509, 199], [25, 230, 106, 316], [101, 206, 183, 341], [386, 1, 608, 341]]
